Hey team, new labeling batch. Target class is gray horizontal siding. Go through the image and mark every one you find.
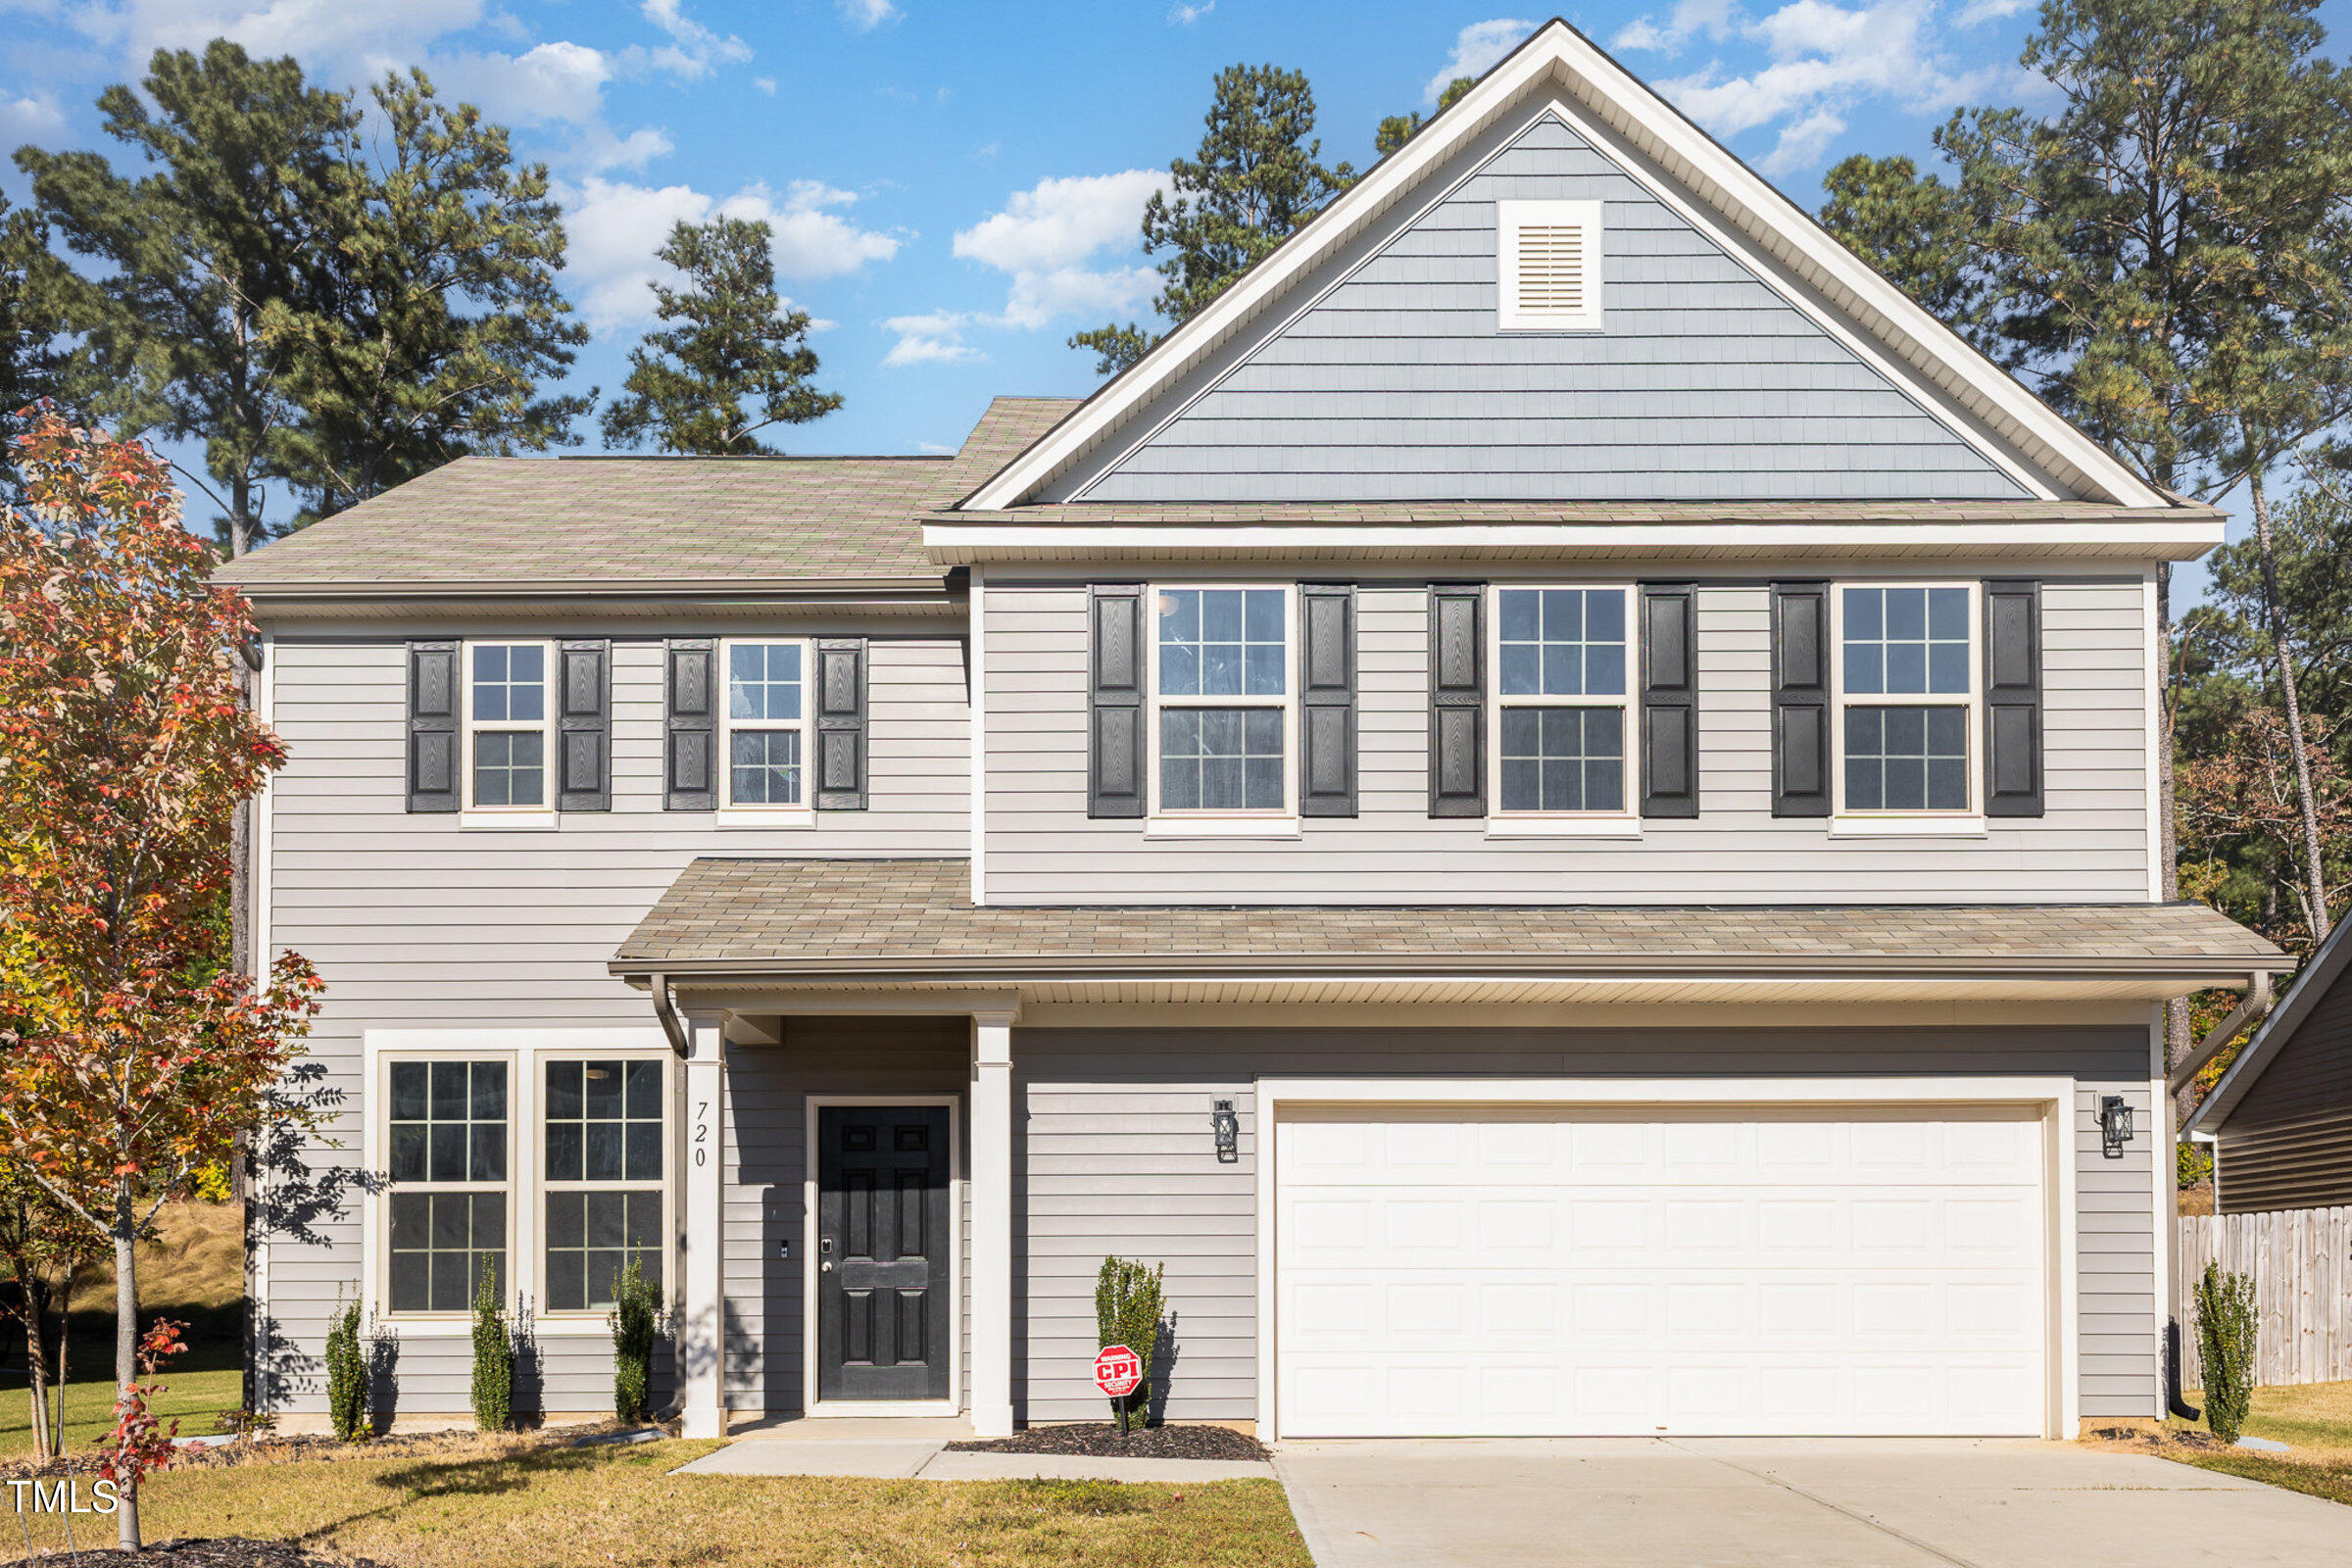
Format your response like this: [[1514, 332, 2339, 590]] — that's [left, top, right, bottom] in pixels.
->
[[1059, 113, 2032, 504], [1015, 1025, 2159, 1427], [2217, 971, 2352, 1212], [983, 572, 2152, 905], [257, 632, 969, 1415]]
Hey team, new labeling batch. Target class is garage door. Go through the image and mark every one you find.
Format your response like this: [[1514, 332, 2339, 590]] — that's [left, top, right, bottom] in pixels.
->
[[1274, 1105, 2049, 1438]]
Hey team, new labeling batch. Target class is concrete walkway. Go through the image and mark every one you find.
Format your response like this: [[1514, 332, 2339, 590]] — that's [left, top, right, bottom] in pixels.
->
[[670, 1429, 1273, 1483], [1273, 1439, 2350, 1568]]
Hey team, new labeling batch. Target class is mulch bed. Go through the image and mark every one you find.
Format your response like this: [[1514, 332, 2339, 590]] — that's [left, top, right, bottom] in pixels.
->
[[2086, 1425, 2231, 1452], [2, 1540, 388, 1568], [947, 1423, 1269, 1461]]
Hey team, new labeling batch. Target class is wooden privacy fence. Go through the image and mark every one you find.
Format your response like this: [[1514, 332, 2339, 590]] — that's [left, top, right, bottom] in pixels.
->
[[2175, 1205, 2352, 1389]]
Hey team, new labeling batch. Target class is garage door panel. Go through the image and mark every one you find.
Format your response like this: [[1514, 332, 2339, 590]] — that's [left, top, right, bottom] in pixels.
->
[[1275, 1106, 2050, 1438]]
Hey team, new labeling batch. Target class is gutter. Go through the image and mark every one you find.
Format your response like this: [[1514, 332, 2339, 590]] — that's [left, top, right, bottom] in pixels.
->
[[648, 971, 688, 1057], [220, 576, 958, 603], [2165, 971, 2276, 1094]]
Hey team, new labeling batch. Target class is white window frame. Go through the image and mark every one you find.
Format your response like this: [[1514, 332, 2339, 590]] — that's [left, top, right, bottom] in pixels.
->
[[1831, 579, 1985, 835], [361, 1028, 676, 1339], [1486, 582, 1642, 836], [717, 636, 815, 824], [1145, 582, 1300, 837], [460, 638, 557, 828], [1496, 199, 1604, 332], [535, 1052, 675, 1325]]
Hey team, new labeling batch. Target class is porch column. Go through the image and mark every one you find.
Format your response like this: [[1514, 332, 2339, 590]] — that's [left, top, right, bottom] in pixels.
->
[[677, 1009, 727, 1439], [969, 1008, 1017, 1436]]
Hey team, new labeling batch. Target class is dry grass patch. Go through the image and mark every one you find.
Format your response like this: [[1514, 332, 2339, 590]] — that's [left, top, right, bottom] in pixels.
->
[[2132, 1380, 2352, 1509], [12, 1440, 1313, 1568]]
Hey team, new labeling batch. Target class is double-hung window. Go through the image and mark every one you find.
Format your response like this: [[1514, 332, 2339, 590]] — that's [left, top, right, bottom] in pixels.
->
[[721, 639, 811, 813], [1836, 583, 1978, 816], [1151, 586, 1294, 818], [542, 1058, 666, 1314], [1492, 585, 1636, 819], [464, 642, 553, 813], [385, 1059, 509, 1314]]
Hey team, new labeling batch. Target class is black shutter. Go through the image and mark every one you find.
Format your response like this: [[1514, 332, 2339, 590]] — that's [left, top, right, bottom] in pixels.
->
[[1771, 581, 1832, 817], [1088, 584, 1147, 817], [407, 640, 460, 813], [664, 638, 716, 811], [1640, 584, 1699, 818], [1298, 583, 1357, 817], [814, 638, 868, 810], [1429, 583, 1485, 817], [556, 639, 610, 812], [1984, 579, 2044, 817]]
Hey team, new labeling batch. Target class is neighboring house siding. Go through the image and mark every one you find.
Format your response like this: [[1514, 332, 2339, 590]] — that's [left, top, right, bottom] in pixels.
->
[[1055, 114, 2033, 505], [983, 572, 2151, 906], [2218, 980, 2352, 1214], [258, 632, 969, 1414], [1014, 1025, 2160, 1425]]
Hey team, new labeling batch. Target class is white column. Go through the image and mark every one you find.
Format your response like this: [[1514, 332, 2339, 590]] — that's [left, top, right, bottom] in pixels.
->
[[968, 1010, 1016, 1436], [677, 1010, 727, 1439]]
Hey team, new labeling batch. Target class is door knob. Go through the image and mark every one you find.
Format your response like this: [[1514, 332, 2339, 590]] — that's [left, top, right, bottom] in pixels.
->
[[820, 1261, 833, 1273]]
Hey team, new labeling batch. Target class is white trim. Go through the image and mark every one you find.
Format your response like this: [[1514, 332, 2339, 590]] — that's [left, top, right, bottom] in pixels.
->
[[802, 1095, 963, 1420], [970, 564, 987, 907], [460, 638, 557, 814], [1253, 1074, 2082, 1443], [959, 23, 2169, 513], [967, 1015, 1015, 1437], [678, 1013, 725, 1438], [249, 633, 276, 1332], [1487, 582, 1641, 826], [1145, 582, 1299, 822], [1831, 580, 1983, 821], [2144, 569, 2165, 903], [459, 809, 559, 832], [717, 636, 815, 813], [921, 520, 2227, 562], [1497, 198, 1603, 331]]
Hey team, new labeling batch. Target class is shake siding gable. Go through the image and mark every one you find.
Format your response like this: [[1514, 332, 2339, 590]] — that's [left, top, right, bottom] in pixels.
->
[[982, 574, 2151, 906], [1054, 114, 2034, 505]]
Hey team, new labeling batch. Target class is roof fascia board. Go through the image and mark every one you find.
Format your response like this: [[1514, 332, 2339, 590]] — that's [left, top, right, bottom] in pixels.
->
[[2183, 918, 2345, 1135], [961, 21, 2168, 514]]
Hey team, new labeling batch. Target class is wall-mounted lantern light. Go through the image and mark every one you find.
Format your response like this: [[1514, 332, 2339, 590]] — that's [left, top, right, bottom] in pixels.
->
[[1212, 1099, 1240, 1163], [2100, 1095, 2133, 1159]]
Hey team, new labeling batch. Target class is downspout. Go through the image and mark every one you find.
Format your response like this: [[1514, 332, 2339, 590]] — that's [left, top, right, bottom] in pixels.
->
[[649, 971, 689, 1057], [2161, 971, 2273, 1421]]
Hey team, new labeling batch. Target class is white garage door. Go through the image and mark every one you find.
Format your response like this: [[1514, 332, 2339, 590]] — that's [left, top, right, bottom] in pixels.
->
[[1275, 1105, 2049, 1438]]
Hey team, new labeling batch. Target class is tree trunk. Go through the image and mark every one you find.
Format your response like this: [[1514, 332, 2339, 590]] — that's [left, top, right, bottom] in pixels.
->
[[52, 1260, 72, 1458], [2248, 470, 2331, 941], [113, 1191, 138, 1551], [21, 1279, 52, 1463]]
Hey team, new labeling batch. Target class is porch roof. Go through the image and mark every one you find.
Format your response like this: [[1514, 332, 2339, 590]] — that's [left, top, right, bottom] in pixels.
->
[[612, 858, 2280, 988]]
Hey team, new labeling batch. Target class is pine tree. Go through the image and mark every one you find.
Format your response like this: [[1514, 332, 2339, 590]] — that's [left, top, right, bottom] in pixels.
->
[[0, 194, 69, 496], [1072, 64, 1353, 376], [1373, 75, 1474, 157], [601, 217, 840, 454]]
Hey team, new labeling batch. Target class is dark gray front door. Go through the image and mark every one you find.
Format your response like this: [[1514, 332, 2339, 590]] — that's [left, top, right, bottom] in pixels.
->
[[815, 1104, 952, 1402]]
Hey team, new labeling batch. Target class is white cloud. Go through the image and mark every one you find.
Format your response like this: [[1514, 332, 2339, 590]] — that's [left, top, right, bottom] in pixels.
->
[[1954, 0, 2033, 23], [1760, 107, 1845, 173], [1609, 0, 1740, 56], [753, 76, 777, 95], [561, 175, 899, 331], [64, 0, 488, 67], [881, 311, 983, 367], [636, 0, 751, 78], [839, 0, 898, 31], [1168, 1, 1214, 24], [1427, 18, 1534, 102], [431, 39, 611, 126], [0, 92, 67, 140], [953, 170, 1160, 275]]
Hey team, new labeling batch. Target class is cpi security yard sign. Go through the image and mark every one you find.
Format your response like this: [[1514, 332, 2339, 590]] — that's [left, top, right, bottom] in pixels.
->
[[1093, 1344, 1143, 1398]]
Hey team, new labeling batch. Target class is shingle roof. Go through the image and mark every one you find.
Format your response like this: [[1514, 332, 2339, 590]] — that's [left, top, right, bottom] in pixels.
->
[[612, 858, 2283, 978], [214, 397, 1081, 595]]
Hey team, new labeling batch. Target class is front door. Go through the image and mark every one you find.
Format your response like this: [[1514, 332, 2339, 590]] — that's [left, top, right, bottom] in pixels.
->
[[815, 1103, 952, 1403]]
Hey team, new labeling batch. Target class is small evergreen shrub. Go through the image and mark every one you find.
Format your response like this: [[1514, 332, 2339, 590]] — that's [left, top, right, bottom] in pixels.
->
[[469, 1255, 513, 1434], [609, 1255, 662, 1423], [1094, 1255, 1166, 1437], [324, 1292, 368, 1442], [2194, 1260, 2258, 1444]]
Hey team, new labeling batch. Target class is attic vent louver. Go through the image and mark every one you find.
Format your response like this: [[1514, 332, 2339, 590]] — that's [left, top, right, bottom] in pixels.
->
[[1497, 200, 1603, 331]]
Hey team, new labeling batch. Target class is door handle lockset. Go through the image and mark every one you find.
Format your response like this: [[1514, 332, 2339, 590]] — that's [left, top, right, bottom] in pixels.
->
[[820, 1261, 832, 1273]]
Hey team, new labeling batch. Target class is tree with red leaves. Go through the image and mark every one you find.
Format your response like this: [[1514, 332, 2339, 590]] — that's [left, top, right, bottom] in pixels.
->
[[0, 409, 322, 1549]]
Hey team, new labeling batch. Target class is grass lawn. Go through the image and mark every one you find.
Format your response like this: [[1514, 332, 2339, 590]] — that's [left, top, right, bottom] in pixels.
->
[[2161, 1381, 2352, 1506], [0, 1363, 247, 1463], [10, 1439, 1314, 1567]]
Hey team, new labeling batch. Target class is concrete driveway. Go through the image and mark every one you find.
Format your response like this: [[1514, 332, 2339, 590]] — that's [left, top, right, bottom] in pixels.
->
[[1273, 1439, 2348, 1567]]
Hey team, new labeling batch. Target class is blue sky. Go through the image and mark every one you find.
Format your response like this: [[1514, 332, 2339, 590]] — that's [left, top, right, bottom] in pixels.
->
[[4, 0, 2344, 584]]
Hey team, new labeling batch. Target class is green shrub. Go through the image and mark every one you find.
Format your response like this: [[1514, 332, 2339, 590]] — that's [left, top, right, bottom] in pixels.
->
[[2178, 1140, 2213, 1190], [469, 1254, 513, 1434], [1094, 1255, 1165, 1437], [609, 1255, 662, 1423], [2194, 1260, 2259, 1444], [324, 1291, 368, 1442]]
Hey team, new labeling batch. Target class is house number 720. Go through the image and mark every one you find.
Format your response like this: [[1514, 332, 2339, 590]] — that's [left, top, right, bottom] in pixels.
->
[[695, 1102, 711, 1166]]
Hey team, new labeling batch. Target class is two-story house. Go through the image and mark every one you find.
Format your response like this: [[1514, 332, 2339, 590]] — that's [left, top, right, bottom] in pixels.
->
[[220, 21, 2281, 1444]]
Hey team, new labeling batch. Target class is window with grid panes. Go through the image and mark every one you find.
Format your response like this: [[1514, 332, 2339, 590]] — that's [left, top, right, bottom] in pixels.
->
[[1154, 587, 1290, 812], [385, 1060, 508, 1312], [1839, 585, 1975, 813], [1494, 586, 1634, 814], [542, 1058, 664, 1311]]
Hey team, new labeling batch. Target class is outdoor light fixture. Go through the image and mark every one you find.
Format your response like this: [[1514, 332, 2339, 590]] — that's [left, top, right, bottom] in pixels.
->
[[2100, 1094, 2133, 1159], [1212, 1099, 1240, 1162]]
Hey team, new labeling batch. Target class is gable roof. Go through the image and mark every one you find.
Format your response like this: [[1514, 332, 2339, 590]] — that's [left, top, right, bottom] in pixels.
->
[[957, 20, 2173, 514], [2184, 918, 2348, 1136], [213, 397, 1079, 601]]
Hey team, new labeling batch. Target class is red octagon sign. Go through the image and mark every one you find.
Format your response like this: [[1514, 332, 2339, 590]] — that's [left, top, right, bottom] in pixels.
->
[[1093, 1345, 1143, 1398]]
